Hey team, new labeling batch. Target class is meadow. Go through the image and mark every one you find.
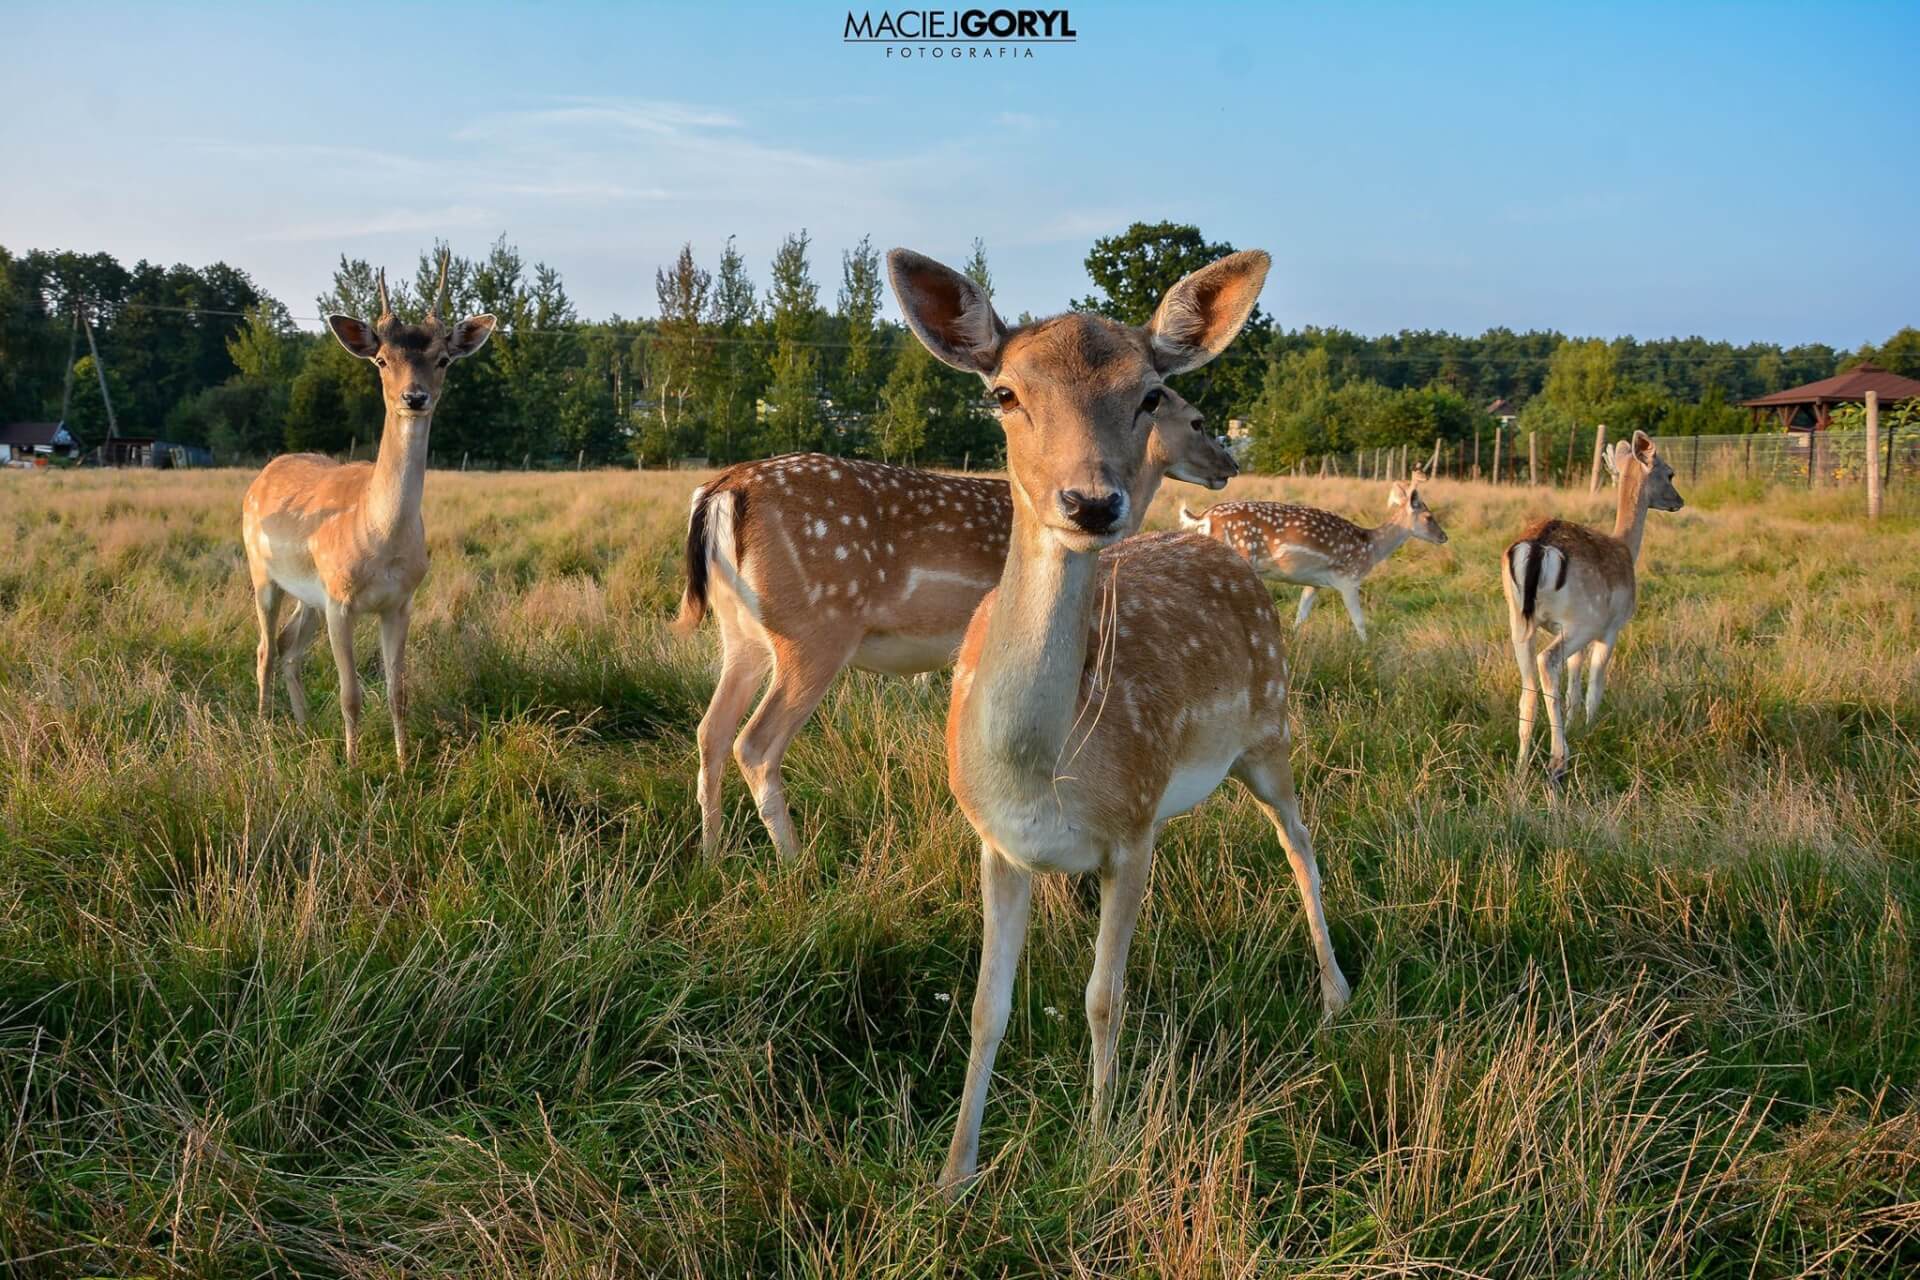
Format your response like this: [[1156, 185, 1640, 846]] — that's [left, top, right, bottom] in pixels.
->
[[1, 463, 1916, 1277]]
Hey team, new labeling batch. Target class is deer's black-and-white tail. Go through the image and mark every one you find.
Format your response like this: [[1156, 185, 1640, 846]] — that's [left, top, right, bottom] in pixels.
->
[[673, 474, 748, 635], [1505, 537, 1566, 635]]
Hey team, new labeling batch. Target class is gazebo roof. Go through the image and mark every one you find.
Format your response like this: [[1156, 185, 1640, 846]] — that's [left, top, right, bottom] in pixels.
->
[[1740, 362, 1920, 407]]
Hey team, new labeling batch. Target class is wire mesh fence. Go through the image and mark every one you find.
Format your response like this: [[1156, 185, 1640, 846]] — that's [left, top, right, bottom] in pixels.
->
[[1287, 427, 1919, 491]]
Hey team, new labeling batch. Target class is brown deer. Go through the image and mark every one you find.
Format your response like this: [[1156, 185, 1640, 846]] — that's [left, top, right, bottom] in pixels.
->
[[1501, 429, 1683, 784], [242, 256, 494, 765], [886, 247, 1349, 1194], [1180, 474, 1448, 641], [674, 387, 1236, 860]]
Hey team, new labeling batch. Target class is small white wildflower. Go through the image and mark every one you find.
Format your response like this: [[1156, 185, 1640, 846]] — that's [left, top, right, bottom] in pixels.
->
[[1043, 1006, 1061, 1019], [934, 992, 952, 1004]]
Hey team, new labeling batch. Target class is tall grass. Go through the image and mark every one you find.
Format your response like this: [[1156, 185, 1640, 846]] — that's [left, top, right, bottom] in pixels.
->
[[1, 466, 1915, 1277]]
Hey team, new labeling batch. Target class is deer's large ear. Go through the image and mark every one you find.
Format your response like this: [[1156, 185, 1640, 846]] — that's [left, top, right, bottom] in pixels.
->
[[886, 249, 1005, 376], [1606, 439, 1632, 478], [1387, 481, 1408, 508], [447, 313, 497, 360], [1147, 250, 1271, 374], [327, 314, 381, 359], [1632, 429, 1657, 465]]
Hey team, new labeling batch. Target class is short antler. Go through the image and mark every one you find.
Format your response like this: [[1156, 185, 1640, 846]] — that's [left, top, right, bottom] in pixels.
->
[[428, 250, 450, 324], [375, 268, 393, 327]]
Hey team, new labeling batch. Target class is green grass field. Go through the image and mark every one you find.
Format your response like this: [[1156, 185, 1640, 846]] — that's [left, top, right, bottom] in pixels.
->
[[2, 465, 1916, 1277]]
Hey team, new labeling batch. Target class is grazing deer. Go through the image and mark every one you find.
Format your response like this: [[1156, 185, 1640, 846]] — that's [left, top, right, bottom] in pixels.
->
[[674, 387, 1236, 861], [242, 257, 495, 765], [1501, 429, 1683, 784], [1180, 474, 1448, 641], [886, 247, 1348, 1195]]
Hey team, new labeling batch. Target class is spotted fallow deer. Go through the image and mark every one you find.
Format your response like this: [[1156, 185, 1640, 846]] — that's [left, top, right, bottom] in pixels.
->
[[886, 247, 1349, 1194], [674, 387, 1235, 860], [242, 256, 495, 765], [1180, 474, 1448, 641], [1501, 429, 1683, 784]]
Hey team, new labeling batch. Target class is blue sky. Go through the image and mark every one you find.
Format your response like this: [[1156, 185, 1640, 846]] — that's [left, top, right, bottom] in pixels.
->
[[4, 1, 1915, 346]]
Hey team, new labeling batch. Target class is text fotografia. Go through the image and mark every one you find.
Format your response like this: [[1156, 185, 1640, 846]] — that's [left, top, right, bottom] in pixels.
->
[[845, 9, 1076, 59]]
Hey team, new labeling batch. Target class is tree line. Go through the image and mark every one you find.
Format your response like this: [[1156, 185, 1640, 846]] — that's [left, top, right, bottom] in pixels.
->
[[2, 223, 1913, 470]]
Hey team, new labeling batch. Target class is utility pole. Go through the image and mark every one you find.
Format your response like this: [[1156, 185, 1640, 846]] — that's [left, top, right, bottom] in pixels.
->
[[1866, 390, 1882, 520], [79, 299, 118, 442]]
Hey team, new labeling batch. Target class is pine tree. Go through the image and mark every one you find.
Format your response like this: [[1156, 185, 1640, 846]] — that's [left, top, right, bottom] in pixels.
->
[[764, 230, 821, 455], [835, 235, 885, 445]]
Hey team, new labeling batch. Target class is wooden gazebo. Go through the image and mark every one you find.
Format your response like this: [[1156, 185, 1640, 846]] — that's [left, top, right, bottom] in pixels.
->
[[1740, 362, 1920, 431]]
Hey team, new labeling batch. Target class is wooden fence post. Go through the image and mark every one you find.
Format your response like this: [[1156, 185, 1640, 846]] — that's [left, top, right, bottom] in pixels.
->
[[461, 451, 469, 472], [1473, 427, 1482, 480], [1528, 430, 1538, 485], [577, 448, 586, 471], [1589, 421, 1608, 493], [1866, 390, 1882, 519], [1492, 427, 1504, 484]]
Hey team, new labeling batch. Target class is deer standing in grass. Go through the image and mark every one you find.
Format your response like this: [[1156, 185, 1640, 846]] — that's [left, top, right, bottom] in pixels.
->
[[1180, 475, 1448, 641], [1501, 429, 1683, 784], [887, 247, 1349, 1194], [674, 388, 1236, 860], [242, 257, 495, 765]]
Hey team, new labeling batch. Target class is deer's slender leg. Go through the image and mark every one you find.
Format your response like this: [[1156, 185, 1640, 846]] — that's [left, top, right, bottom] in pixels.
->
[[1337, 584, 1369, 642], [1584, 633, 1617, 722], [699, 624, 772, 858], [324, 600, 362, 763], [941, 841, 1032, 1196], [377, 603, 413, 767], [733, 633, 856, 861], [277, 604, 323, 726], [251, 578, 283, 718], [1563, 646, 1587, 726], [1509, 609, 1540, 780], [1535, 632, 1574, 786], [1087, 835, 1153, 1132], [1234, 737, 1349, 1015], [1293, 586, 1318, 628]]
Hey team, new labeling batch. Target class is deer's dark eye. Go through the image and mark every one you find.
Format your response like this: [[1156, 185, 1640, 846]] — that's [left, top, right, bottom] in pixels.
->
[[993, 387, 1018, 411], [437, 356, 451, 368], [1140, 389, 1164, 415], [374, 357, 387, 368], [1191, 417, 1205, 432]]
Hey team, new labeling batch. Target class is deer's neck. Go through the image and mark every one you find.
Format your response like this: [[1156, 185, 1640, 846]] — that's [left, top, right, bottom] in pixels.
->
[[960, 497, 1100, 783], [1366, 517, 1414, 571], [364, 408, 431, 544], [1611, 463, 1653, 560]]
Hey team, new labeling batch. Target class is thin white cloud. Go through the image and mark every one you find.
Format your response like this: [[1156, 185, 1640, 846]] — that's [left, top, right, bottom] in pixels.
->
[[254, 204, 495, 243]]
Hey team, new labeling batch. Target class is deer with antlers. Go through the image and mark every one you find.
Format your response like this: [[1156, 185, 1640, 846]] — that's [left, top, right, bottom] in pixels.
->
[[1180, 475, 1448, 641], [674, 386, 1236, 860], [241, 256, 495, 765], [886, 247, 1349, 1194], [1501, 429, 1683, 784]]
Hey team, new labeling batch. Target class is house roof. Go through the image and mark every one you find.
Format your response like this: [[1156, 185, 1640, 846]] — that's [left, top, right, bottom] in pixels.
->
[[0, 422, 72, 447], [1488, 398, 1518, 417], [1739, 362, 1920, 408]]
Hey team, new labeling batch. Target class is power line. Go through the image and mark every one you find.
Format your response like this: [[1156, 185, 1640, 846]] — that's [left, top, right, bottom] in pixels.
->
[[59, 296, 1850, 368]]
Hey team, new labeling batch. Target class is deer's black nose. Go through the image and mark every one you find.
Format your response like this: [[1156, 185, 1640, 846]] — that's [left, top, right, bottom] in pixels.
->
[[1059, 489, 1126, 535], [402, 390, 430, 411]]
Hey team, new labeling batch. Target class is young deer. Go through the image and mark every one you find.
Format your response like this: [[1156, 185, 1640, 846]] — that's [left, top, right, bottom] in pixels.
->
[[674, 387, 1235, 860], [887, 248, 1349, 1195], [1501, 429, 1683, 784], [242, 257, 494, 765], [1180, 475, 1447, 641]]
